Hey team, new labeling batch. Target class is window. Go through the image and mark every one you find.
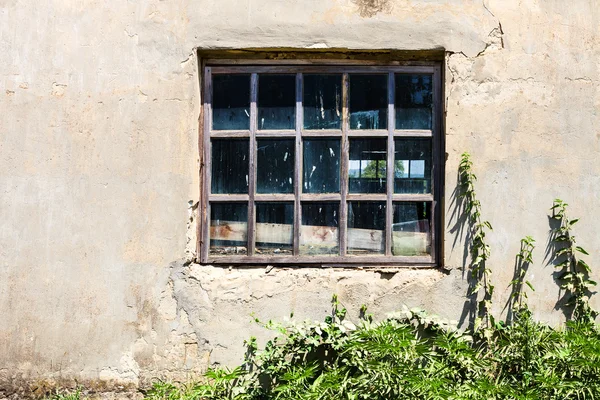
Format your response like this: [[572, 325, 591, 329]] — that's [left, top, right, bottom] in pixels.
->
[[199, 61, 443, 266]]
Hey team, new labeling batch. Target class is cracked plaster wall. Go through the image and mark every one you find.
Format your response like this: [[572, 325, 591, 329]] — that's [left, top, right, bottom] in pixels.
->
[[1, 0, 599, 393]]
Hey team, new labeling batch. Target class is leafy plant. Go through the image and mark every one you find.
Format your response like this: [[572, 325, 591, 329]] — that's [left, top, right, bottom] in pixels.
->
[[459, 152, 494, 332], [550, 199, 598, 324], [506, 236, 536, 323]]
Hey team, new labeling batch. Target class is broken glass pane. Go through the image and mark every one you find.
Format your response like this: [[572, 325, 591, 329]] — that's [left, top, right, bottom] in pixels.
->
[[395, 74, 433, 130], [210, 203, 248, 255], [348, 138, 387, 193], [255, 202, 293, 255], [258, 74, 296, 130], [349, 74, 388, 130], [392, 202, 431, 256], [212, 74, 250, 130], [394, 138, 432, 194], [303, 74, 342, 130], [257, 139, 294, 194], [211, 139, 249, 194], [348, 202, 386, 255], [303, 139, 340, 193], [300, 202, 339, 256]]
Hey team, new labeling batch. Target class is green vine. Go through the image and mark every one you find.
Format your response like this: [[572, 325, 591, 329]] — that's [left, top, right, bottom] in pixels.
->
[[459, 152, 494, 332], [511, 236, 536, 313], [550, 199, 598, 324]]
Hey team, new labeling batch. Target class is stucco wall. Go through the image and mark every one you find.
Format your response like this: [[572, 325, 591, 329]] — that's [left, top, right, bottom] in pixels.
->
[[1, 0, 599, 394]]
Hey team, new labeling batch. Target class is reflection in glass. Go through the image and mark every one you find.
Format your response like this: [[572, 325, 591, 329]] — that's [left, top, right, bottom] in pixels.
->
[[349, 139, 387, 193], [304, 74, 342, 129], [256, 203, 293, 255], [257, 140, 294, 194], [303, 139, 340, 193], [211, 139, 249, 194], [348, 202, 386, 255], [258, 74, 296, 130], [350, 74, 388, 130], [300, 203, 339, 256], [394, 138, 432, 194], [210, 203, 248, 255], [395, 74, 433, 130], [392, 202, 431, 256], [212, 74, 251, 130]]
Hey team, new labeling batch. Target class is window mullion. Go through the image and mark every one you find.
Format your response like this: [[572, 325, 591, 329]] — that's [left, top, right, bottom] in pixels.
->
[[201, 67, 212, 262], [293, 73, 302, 256], [432, 66, 442, 265], [386, 72, 395, 257], [248, 73, 258, 256], [339, 73, 349, 256]]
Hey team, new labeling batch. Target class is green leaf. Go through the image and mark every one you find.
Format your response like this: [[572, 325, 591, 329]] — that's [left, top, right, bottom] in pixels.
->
[[525, 281, 535, 291], [575, 246, 589, 255]]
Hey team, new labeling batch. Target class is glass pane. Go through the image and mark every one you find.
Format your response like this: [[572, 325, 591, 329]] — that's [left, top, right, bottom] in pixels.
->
[[257, 140, 294, 194], [303, 139, 340, 193], [256, 202, 293, 255], [303, 74, 342, 130], [210, 203, 248, 255], [258, 74, 295, 130], [392, 202, 431, 256], [212, 74, 250, 130], [348, 138, 387, 193], [348, 202, 386, 255], [349, 74, 388, 130], [394, 138, 432, 194], [211, 139, 249, 194], [300, 203, 339, 256], [395, 74, 433, 130]]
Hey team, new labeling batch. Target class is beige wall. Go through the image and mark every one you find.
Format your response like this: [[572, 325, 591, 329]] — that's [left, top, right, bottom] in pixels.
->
[[1, 0, 599, 393]]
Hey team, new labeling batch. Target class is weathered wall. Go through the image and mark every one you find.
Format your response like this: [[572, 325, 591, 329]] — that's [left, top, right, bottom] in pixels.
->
[[1, 0, 599, 394]]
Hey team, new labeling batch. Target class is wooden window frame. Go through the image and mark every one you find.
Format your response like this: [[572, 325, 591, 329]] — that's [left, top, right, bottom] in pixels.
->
[[198, 60, 444, 267]]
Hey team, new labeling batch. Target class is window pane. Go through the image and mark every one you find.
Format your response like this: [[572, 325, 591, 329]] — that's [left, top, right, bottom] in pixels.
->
[[211, 139, 249, 194], [394, 138, 432, 194], [349, 138, 387, 193], [348, 202, 386, 255], [210, 203, 248, 255], [349, 74, 388, 130], [300, 202, 339, 256], [395, 74, 433, 130], [303, 139, 340, 193], [258, 74, 295, 130], [257, 139, 294, 194], [303, 74, 342, 130], [256, 202, 293, 255], [212, 74, 250, 130], [392, 202, 431, 256]]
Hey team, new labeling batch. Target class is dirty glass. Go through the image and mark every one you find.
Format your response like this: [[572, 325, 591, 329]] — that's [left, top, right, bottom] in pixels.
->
[[212, 74, 250, 130], [257, 139, 295, 194], [395, 74, 433, 130], [211, 139, 249, 194], [349, 74, 388, 130], [348, 138, 387, 193], [392, 202, 431, 256], [300, 202, 339, 256], [394, 138, 432, 194], [255, 202, 294, 255], [209, 203, 248, 255], [303, 74, 342, 130], [258, 74, 296, 130], [303, 139, 340, 193], [348, 202, 386, 255]]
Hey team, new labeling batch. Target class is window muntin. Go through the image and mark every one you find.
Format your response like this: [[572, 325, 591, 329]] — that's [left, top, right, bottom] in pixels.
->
[[202, 64, 441, 265]]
